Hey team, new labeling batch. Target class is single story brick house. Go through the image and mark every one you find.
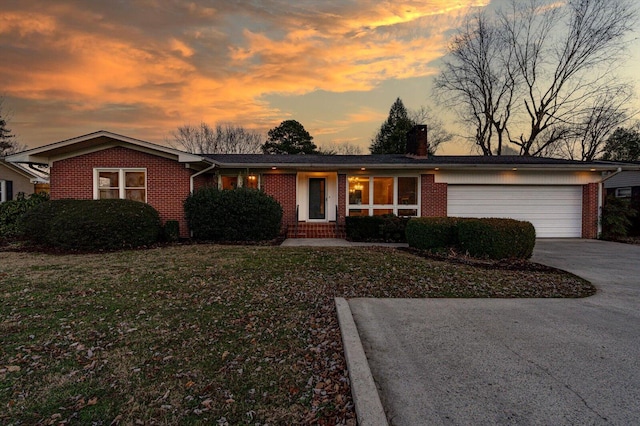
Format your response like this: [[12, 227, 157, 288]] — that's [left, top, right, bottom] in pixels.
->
[[7, 129, 636, 239], [0, 159, 49, 203]]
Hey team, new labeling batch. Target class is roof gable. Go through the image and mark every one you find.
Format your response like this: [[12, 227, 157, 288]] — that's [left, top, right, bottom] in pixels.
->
[[6, 130, 204, 165]]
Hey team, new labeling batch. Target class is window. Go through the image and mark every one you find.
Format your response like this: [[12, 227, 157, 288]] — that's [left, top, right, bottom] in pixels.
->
[[348, 176, 419, 217], [221, 176, 238, 190], [95, 169, 146, 202], [615, 187, 632, 198], [244, 174, 259, 189]]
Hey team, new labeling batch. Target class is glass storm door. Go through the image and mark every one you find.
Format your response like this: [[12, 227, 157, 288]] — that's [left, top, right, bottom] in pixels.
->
[[308, 178, 326, 220]]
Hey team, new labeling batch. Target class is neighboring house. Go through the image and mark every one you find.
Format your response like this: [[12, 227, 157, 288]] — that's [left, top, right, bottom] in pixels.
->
[[0, 159, 49, 203], [6, 129, 637, 239], [603, 170, 640, 201]]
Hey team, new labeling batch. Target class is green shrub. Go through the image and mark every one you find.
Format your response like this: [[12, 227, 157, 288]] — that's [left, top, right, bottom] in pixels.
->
[[345, 215, 410, 242], [163, 220, 180, 242], [18, 199, 162, 250], [405, 217, 461, 250], [457, 218, 536, 259], [601, 195, 637, 239], [0, 192, 49, 238], [184, 187, 283, 241]]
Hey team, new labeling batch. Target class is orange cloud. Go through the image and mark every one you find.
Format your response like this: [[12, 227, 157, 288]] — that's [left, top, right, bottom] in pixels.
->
[[0, 0, 488, 145]]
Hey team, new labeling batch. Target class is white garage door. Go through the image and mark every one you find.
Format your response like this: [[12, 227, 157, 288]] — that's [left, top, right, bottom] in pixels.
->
[[447, 185, 583, 238]]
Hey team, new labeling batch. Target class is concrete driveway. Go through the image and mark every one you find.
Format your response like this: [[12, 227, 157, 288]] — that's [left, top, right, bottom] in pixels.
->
[[348, 239, 640, 425]]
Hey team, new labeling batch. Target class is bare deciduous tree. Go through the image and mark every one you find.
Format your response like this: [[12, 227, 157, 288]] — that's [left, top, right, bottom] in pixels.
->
[[435, 0, 637, 158], [556, 85, 633, 160], [434, 11, 517, 155], [169, 122, 263, 154]]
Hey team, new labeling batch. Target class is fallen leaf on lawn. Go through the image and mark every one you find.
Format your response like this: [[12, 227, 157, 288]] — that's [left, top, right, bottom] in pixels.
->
[[87, 397, 98, 406], [7, 366, 20, 372]]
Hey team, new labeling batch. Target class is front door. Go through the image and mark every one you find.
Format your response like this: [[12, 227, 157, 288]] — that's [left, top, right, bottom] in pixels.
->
[[308, 178, 326, 220]]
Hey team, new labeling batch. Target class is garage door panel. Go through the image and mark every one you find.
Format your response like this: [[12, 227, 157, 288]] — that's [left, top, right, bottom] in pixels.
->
[[447, 185, 582, 238]]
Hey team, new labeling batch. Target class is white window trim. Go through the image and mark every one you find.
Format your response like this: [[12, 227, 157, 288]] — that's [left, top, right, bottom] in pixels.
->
[[615, 187, 632, 198], [0, 180, 5, 203], [347, 175, 421, 217], [93, 168, 147, 202]]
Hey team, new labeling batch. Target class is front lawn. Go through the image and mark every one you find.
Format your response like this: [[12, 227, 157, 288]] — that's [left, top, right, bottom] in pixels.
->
[[0, 245, 593, 425]]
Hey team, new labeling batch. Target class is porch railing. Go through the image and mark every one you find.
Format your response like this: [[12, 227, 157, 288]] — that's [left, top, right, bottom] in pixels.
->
[[335, 205, 339, 235], [294, 205, 299, 237]]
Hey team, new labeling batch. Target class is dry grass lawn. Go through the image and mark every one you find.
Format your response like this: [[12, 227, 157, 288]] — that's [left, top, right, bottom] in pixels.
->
[[0, 244, 593, 425]]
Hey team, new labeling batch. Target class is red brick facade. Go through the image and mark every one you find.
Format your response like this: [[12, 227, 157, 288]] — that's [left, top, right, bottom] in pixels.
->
[[582, 183, 599, 239], [50, 146, 193, 237], [48, 145, 602, 240], [262, 173, 297, 232], [420, 174, 447, 217]]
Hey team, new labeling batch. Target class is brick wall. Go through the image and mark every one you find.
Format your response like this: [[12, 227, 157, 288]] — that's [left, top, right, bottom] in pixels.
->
[[582, 182, 599, 239], [262, 173, 297, 231], [337, 174, 346, 225], [50, 146, 193, 237], [420, 174, 447, 217]]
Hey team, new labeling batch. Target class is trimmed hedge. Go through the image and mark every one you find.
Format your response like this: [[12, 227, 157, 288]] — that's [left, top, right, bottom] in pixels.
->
[[406, 216, 536, 259], [0, 192, 49, 238], [18, 199, 162, 250], [405, 217, 462, 250], [184, 187, 283, 241], [345, 215, 410, 242], [457, 218, 536, 259]]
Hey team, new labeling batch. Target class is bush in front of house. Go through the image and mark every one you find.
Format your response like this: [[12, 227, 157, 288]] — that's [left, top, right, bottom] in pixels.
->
[[456, 218, 536, 259], [601, 195, 637, 240], [406, 217, 535, 259], [18, 199, 162, 250], [184, 187, 283, 241], [0, 192, 50, 239], [162, 220, 180, 242], [345, 215, 410, 242], [405, 217, 461, 250]]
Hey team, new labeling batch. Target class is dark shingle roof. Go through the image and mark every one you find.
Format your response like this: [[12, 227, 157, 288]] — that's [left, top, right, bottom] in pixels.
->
[[202, 153, 623, 169]]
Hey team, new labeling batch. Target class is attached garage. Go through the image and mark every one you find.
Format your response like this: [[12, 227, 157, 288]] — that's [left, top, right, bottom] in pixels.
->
[[447, 185, 583, 238]]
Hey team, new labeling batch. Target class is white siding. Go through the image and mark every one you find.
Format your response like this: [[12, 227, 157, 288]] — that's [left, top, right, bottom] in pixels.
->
[[436, 170, 600, 185], [447, 185, 583, 238]]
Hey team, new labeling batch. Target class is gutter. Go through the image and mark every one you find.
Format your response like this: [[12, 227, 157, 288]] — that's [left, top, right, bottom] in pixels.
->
[[189, 163, 217, 192]]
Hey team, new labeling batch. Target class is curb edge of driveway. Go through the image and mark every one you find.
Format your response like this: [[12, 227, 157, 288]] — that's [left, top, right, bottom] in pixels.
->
[[335, 297, 389, 426]]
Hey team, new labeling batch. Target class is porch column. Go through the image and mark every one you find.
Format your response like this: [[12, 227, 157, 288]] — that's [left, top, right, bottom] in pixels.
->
[[582, 183, 599, 239], [420, 174, 447, 217], [262, 173, 297, 231], [337, 174, 347, 225]]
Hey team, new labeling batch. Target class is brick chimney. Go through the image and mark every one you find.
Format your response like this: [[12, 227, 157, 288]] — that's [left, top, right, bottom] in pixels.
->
[[406, 125, 428, 157]]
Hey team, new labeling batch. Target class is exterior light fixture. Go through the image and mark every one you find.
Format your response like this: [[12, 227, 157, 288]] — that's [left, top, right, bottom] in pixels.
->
[[512, 168, 518, 171], [271, 166, 277, 170], [590, 168, 596, 172], [360, 167, 366, 171], [434, 167, 440, 171]]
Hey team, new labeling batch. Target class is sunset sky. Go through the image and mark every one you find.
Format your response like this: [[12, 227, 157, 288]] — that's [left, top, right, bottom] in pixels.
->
[[2, 0, 639, 155]]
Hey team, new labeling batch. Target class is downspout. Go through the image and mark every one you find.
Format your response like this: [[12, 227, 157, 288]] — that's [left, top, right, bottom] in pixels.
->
[[189, 164, 216, 193]]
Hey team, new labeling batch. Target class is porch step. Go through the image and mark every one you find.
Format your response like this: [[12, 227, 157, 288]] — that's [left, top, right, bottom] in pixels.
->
[[287, 222, 346, 239]]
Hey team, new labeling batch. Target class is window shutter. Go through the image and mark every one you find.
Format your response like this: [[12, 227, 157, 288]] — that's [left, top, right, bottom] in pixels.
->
[[6, 180, 12, 201]]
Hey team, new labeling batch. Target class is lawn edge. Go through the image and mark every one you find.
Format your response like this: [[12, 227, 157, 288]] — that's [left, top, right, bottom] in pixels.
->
[[335, 297, 389, 426]]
